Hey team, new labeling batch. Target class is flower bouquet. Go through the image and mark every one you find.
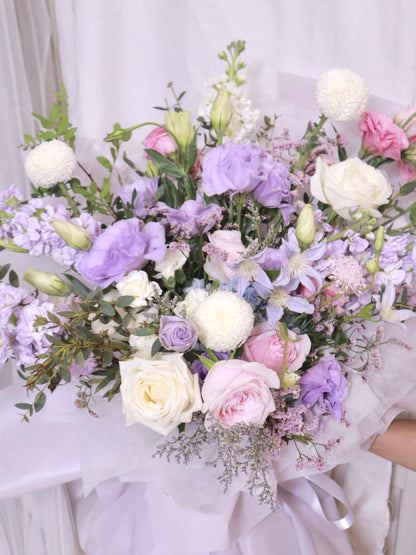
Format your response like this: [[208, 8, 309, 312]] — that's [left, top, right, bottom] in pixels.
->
[[2, 40, 416, 508]]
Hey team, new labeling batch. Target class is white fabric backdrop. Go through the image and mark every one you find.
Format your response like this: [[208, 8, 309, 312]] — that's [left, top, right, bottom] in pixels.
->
[[2, 0, 416, 553]]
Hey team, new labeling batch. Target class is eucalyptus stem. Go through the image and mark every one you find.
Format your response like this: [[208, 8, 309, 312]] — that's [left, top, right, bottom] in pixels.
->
[[58, 182, 80, 217]]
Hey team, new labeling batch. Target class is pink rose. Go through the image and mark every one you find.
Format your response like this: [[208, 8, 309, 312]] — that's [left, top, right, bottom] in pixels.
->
[[143, 127, 178, 158], [203, 230, 246, 282], [394, 106, 416, 143], [358, 111, 409, 161], [202, 359, 279, 427], [242, 322, 311, 375]]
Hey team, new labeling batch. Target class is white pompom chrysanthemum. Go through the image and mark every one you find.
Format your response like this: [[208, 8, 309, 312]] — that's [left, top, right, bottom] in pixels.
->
[[25, 140, 77, 187], [315, 68, 369, 122], [192, 290, 254, 351]]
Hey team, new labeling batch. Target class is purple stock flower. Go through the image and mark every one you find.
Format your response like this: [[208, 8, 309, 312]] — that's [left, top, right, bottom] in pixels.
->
[[118, 177, 158, 218], [70, 355, 97, 377], [201, 142, 262, 196], [159, 315, 198, 352], [299, 356, 348, 431], [78, 218, 166, 288]]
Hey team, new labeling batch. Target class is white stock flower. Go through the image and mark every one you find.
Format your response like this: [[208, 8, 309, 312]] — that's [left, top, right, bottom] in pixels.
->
[[311, 157, 392, 219], [192, 290, 254, 351], [119, 353, 202, 435], [24, 140, 77, 187], [315, 68, 369, 122], [116, 270, 161, 308], [174, 287, 209, 318], [155, 249, 188, 280], [199, 76, 259, 143]]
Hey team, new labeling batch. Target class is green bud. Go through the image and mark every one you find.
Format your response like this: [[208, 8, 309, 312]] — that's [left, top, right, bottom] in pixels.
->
[[23, 267, 70, 296], [365, 258, 379, 275], [146, 160, 159, 178], [374, 226, 385, 256], [401, 144, 416, 166], [165, 111, 195, 154], [210, 86, 232, 136], [52, 220, 91, 251], [295, 204, 316, 250]]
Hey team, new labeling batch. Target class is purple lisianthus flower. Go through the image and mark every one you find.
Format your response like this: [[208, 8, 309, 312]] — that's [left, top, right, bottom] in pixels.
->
[[252, 154, 293, 219], [299, 356, 348, 431], [78, 218, 166, 288], [118, 177, 158, 218], [190, 351, 231, 387], [154, 199, 223, 238], [159, 315, 198, 352], [201, 142, 262, 196]]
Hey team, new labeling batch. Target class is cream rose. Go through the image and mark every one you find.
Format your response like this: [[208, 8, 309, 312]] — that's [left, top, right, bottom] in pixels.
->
[[119, 353, 202, 435], [310, 157, 392, 219]]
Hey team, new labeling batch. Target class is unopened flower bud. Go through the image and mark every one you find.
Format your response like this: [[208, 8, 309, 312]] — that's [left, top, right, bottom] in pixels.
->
[[146, 160, 159, 178], [52, 219, 91, 250], [295, 204, 316, 249], [374, 226, 384, 257], [210, 86, 232, 136], [281, 371, 300, 389], [401, 144, 416, 166], [165, 111, 195, 153], [23, 267, 70, 296], [365, 258, 379, 275]]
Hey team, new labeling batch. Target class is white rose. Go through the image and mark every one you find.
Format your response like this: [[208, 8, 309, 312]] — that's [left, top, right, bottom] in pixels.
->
[[119, 353, 202, 435], [310, 157, 392, 219], [116, 270, 161, 308], [155, 249, 188, 280], [174, 287, 209, 318]]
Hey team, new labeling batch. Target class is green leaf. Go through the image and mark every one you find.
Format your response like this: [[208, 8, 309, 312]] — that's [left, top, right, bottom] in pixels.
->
[[102, 350, 113, 368], [24, 134, 35, 144], [400, 181, 416, 195], [151, 338, 162, 357], [32, 112, 52, 129], [34, 316, 48, 327], [90, 182, 98, 194], [15, 403, 33, 411], [264, 269, 280, 281], [117, 295, 135, 307], [133, 327, 155, 336], [97, 156, 113, 171], [198, 355, 216, 370], [76, 350, 84, 366], [100, 177, 111, 200], [49, 102, 59, 123], [206, 348, 219, 362], [60, 364, 71, 383], [47, 311, 61, 325], [99, 301, 116, 316], [0, 264, 10, 280], [9, 270, 19, 287], [357, 303, 376, 321], [58, 310, 79, 317], [34, 391, 47, 412], [145, 149, 185, 178], [410, 204, 416, 224], [64, 273, 91, 298]]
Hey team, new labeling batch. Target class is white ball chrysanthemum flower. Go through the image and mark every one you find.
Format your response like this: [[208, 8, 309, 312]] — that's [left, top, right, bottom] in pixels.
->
[[192, 290, 254, 351], [24, 139, 77, 187], [315, 68, 369, 122]]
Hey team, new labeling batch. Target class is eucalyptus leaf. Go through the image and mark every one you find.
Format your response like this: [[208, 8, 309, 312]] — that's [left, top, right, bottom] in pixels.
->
[[34, 392, 47, 412], [117, 295, 135, 307]]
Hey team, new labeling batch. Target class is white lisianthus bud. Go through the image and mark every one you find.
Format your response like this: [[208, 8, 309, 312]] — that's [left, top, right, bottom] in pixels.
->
[[365, 258, 379, 275], [210, 85, 232, 136], [23, 267, 70, 296], [295, 204, 316, 250], [52, 219, 92, 250], [374, 226, 385, 257], [165, 111, 195, 152]]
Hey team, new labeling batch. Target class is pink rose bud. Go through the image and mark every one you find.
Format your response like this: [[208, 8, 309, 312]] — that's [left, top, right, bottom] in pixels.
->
[[359, 111, 409, 161], [143, 127, 178, 158], [242, 322, 311, 375]]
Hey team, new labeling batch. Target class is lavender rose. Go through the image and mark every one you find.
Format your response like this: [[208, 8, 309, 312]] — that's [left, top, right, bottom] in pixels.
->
[[159, 315, 198, 352], [78, 218, 166, 288], [299, 356, 348, 427], [201, 142, 262, 196]]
